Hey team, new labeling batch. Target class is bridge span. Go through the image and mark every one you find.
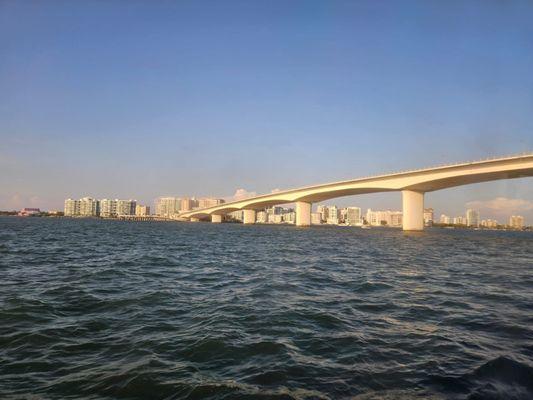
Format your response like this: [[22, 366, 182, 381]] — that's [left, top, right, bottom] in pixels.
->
[[179, 153, 533, 230]]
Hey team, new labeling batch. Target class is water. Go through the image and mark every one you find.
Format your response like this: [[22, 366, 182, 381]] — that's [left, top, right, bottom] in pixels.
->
[[1, 217, 532, 400]]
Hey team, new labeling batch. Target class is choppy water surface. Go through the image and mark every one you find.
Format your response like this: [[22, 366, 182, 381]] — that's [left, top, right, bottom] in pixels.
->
[[1, 217, 532, 400]]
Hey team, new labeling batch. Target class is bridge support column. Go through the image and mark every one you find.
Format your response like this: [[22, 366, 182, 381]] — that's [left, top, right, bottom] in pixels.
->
[[402, 190, 424, 231], [243, 210, 256, 225], [211, 214, 223, 223], [295, 201, 311, 227], [190, 217, 200, 222]]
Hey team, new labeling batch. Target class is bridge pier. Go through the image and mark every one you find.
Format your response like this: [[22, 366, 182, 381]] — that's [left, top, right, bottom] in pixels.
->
[[211, 214, 223, 223], [402, 190, 424, 231], [295, 201, 311, 227], [243, 209, 256, 224]]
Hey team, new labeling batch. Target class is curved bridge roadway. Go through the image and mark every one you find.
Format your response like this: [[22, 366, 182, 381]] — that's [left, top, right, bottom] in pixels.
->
[[179, 153, 533, 230]]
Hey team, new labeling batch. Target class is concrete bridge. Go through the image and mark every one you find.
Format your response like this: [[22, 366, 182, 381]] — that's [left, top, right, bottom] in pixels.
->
[[179, 153, 533, 230]]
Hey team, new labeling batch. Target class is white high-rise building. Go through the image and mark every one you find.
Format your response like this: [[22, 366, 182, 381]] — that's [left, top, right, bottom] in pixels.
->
[[423, 208, 434, 226], [346, 207, 362, 226], [198, 198, 225, 209], [466, 209, 480, 227], [509, 215, 524, 229], [311, 212, 322, 225], [326, 206, 339, 225], [135, 205, 150, 216], [440, 214, 451, 224], [316, 205, 328, 223], [116, 200, 136, 216], [256, 211, 268, 223], [79, 197, 99, 217], [453, 216, 466, 225], [64, 199, 80, 216], [100, 199, 117, 218], [155, 197, 181, 217]]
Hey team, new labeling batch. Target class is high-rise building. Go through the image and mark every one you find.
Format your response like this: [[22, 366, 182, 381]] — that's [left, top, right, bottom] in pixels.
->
[[79, 197, 99, 217], [423, 208, 434, 226], [64, 199, 80, 216], [466, 209, 480, 227], [180, 198, 198, 212], [509, 215, 524, 229], [256, 211, 268, 223], [316, 205, 328, 223], [453, 216, 466, 225], [155, 197, 181, 217], [389, 211, 403, 227], [282, 211, 296, 224], [135, 205, 150, 216], [346, 207, 362, 225], [481, 219, 498, 228], [326, 206, 339, 225], [116, 200, 136, 216], [440, 214, 451, 224], [366, 209, 402, 226], [311, 212, 322, 225], [100, 199, 117, 218], [198, 198, 225, 209]]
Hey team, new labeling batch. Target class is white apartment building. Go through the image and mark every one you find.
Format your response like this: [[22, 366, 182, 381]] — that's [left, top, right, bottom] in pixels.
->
[[311, 212, 322, 225], [64, 199, 80, 216], [326, 206, 339, 225], [509, 215, 524, 229], [116, 200, 136, 216], [346, 207, 362, 226], [316, 205, 328, 223], [423, 208, 434, 226], [79, 197, 99, 217], [466, 209, 480, 227], [198, 198, 225, 209], [256, 211, 268, 223], [100, 199, 117, 218], [366, 209, 402, 227], [155, 197, 181, 217], [135, 205, 150, 216]]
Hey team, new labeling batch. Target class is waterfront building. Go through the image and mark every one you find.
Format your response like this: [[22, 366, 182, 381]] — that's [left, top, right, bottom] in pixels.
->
[[481, 219, 498, 228], [311, 212, 322, 225], [282, 211, 296, 224], [180, 198, 198, 212], [228, 210, 243, 222], [366, 209, 402, 226], [346, 207, 362, 226], [79, 197, 99, 217], [198, 198, 225, 209], [316, 205, 328, 223], [423, 208, 434, 226], [100, 199, 117, 218], [266, 206, 285, 216], [466, 209, 480, 227], [256, 211, 268, 223], [509, 215, 524, 229], [64, 199, 80, 216], [116, 200, 136, 216], [155, 197, 181, 217], [453, 216, 466, 225], [135, 205, 150, 216], [440, 214, 451, 224], [268, 214, 283, 224], [389, 211, 403, 227], [326, 206, 339, 225]]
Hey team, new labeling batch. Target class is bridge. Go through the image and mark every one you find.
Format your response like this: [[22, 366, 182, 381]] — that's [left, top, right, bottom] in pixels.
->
[[178, 153, 533, 230]]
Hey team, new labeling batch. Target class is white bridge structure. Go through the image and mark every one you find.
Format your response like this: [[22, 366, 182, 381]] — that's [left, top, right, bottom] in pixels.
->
[[179, 153, 533, 230]]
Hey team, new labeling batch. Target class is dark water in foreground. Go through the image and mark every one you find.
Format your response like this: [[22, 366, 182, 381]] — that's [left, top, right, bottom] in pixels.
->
[[1, 217, 532, 400]]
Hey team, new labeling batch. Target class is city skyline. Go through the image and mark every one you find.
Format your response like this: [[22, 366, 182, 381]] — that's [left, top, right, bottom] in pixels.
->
[[1, 1, 533, 220]]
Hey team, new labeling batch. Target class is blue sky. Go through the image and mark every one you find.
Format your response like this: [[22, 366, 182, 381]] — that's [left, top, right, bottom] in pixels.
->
[[1, 1, 532, 221]]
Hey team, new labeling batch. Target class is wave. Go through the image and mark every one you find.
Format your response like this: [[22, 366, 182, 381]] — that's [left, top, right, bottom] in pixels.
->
[[427, 356, 533, 400]]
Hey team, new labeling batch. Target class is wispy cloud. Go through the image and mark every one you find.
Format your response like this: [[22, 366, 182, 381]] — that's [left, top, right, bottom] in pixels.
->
[[466, 197, 533, 214]]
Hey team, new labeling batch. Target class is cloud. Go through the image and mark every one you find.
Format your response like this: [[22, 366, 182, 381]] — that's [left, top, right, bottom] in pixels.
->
[[466, 197, 533, 214], [232, 188, 257, 201]]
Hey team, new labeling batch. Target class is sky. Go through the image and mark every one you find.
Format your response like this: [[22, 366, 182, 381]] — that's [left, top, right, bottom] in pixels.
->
[[1, 0, 533, 222]]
